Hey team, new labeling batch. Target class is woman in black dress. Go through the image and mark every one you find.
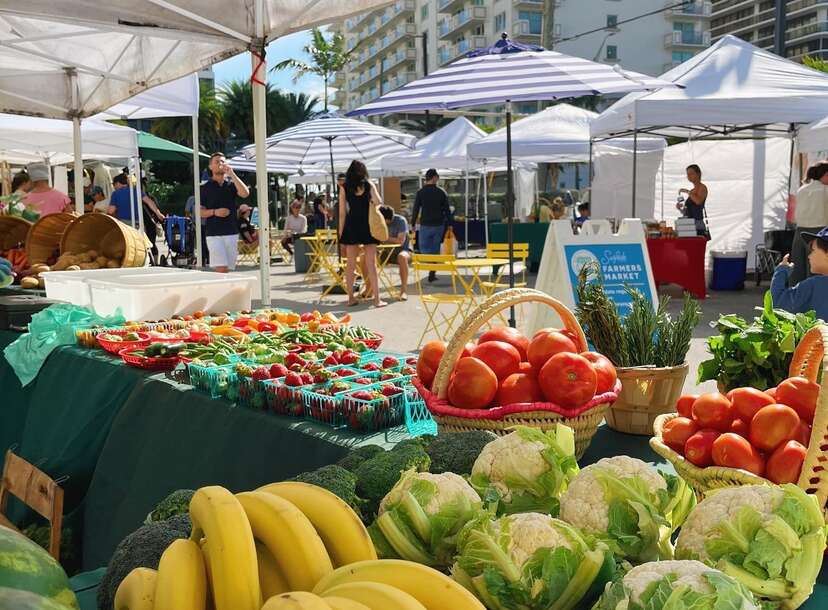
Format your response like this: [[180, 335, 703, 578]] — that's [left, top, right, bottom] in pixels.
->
[[339, 160, 386, 307]]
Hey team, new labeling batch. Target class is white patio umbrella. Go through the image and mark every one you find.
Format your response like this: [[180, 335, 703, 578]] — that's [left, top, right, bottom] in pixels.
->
[[349, 33, 677, 326], [0, 0, 390, 304]]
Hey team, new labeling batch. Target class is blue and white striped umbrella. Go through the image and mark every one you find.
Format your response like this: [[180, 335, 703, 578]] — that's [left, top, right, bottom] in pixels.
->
[[241, 112, 416, 172], [348, 35, 676, 116]]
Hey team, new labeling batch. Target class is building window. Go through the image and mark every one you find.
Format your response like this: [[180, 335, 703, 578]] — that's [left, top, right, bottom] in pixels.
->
[[607, 15, 617, 28], [518, 11, 543, 35], [606, 45, 617, 60], [494, 12, 505, 32], [421, 3, 428, 20], [672, 51, 693, 63]]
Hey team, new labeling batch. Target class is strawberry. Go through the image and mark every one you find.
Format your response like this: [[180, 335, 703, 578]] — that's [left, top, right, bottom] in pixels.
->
[[252, 366, 271, 381], [301, 312, 314, 322], [406, 357, 417, 365], [323, 355, 339, 366], [300, 372, 314, 385], [339, 351, 359, 365], [382, 356, 400, 369], [401, 366, 416, 376], [286, 353, 306, 368], [334, 368, 357, 377], [269, 363, 288, 378], [331, 381, 351, 393], [289, 363, 304, 372], [352, 377, 372, 385], [290, 402, 304, 417], [351, 390, 374, 401], [361, 362, 380, 371], [380, 371, 398, 381], [313, 370, 333, 384], [285, 372, 303, 387], [380, 385, 401, 397]]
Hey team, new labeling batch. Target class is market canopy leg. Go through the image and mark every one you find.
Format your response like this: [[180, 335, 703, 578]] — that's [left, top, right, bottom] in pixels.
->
[[252, 41, 271, 305]]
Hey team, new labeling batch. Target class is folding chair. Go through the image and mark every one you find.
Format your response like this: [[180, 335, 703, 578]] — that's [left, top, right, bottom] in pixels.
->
[[237, 239, 259, 266], [480, 242, 530, 325], [412, 254, 467, 348], [270, 231, 293, 265], [0, 450, 64, 560]]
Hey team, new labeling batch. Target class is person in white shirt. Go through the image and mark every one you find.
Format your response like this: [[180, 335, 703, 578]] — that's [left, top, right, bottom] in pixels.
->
[[792, 164, 828, 284], [281, 200, 308, 254]]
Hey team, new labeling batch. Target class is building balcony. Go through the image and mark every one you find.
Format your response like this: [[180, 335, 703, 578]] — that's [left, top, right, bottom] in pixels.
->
[[438, 35, 488, 65], [513, 0, 551, 9], [665, 1, 711, 18], [378, 23, 417, 54], [437, 0, 467, 15], [382, 71, 418, 94], [787, 0, 828, 17], [512, 19, 542, 39], [381, 47, 417, 73], [373, 0, 416, 38], [664, 30, 711, 48], [786, 21, 828, 44], [438, 6, 487, 40]]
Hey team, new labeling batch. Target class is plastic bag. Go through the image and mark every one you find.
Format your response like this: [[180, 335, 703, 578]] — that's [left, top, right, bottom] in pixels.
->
[[3, 304, 125, 386], [441, 226, 458, 256]]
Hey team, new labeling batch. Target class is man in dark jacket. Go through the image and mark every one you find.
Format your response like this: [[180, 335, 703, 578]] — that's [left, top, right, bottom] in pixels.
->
[[412, 168, 452, 281]]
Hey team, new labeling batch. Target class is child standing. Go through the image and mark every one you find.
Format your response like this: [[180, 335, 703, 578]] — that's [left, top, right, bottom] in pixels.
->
[[771, 227, 828, 320]]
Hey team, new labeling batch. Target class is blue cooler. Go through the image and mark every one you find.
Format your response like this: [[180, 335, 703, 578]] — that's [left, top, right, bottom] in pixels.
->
[[710, 250, 747, 291]]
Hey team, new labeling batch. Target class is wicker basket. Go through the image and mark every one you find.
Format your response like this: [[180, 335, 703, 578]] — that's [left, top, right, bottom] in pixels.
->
[[606, 363, 689, 435], [25, 212, 76, 264], [424, 288, 618, 459], [651, 325, 828, 512], [0, 215, 32, 250], [60, 213, 147, 267]]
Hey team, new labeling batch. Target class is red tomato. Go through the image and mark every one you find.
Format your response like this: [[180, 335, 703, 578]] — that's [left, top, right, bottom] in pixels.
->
[[537, 352, 597, 408], [416, 340, 446, 390], [471, 341, 521, 381], [712, 433, 765, 475], [794, 421, 812, 447], [527, 330, 577, 370], [662, 417, 699, 453], [726, 387, 775, 422], [496, 373, 544, 406], [518, 361, 535, 376], [675, 394, 699, 418], [766, 440, 807, 484], [479, 326, 530, 361], [765, 386, 777, 401], [749, 404, 801, 452], [447, 357, 498, 409], [684, 429, 721, 467], [580, 352, 617, 394], [729, 418, 751, 438], [776, 377, 820, 424], [461, 342, 476, 359], [691, 393, 733, 432]]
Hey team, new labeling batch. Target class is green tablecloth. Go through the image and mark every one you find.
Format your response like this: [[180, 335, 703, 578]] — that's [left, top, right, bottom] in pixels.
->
[[488, 221, 549, 272]]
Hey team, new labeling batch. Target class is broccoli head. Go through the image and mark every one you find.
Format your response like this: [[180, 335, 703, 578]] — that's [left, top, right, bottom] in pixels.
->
[[291, 465, 364, 518], [97, 514, 191, 610], [336, 445, 386, 472], [425, 431, 497, 475], [148, 489, 195, 523], [355, 443, 431, 519]]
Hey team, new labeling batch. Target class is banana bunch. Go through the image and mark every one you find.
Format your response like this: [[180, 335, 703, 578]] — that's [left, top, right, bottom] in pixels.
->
[[114, 482, 484, 610]]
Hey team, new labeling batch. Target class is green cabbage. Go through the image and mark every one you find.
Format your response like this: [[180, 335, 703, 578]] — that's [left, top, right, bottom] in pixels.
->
[[469, 425, 579, 516], [677, 484, 827, 608], [368, 470, 482, 568], [452, 513, 615, 610]]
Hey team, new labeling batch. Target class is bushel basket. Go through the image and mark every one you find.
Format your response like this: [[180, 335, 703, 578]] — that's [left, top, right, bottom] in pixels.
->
[[25, 212, 76, 264], [606, 362, 689, 435], [0, 215, 32, 251], [650, 325, 828, 513], [60, 213, 148, 268], [419, 288, 619, 459]]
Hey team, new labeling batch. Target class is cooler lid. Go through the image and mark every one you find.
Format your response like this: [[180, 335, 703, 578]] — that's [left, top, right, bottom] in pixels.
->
[[711, 250, 748, 258]]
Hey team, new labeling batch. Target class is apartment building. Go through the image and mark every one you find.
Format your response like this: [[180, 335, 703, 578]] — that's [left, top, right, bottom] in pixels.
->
[[711, 0, 828, 61], [333, 1, 711, 114]]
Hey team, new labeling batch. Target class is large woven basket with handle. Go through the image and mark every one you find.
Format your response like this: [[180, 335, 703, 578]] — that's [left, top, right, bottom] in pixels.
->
[[418, 288, 619, 459], [651, 325, 828, 512]]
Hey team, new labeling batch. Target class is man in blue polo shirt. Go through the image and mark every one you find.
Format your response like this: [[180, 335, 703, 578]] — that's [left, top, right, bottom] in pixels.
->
[[200, 153, 250, 272], [108, 174, 140, 225]]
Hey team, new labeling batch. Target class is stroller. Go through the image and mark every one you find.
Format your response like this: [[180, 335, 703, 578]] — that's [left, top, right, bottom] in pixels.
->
[[159, 215, 197, 268]]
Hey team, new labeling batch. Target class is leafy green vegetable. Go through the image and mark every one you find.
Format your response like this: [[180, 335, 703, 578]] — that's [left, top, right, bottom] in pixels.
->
[[698, 292, 821, 391]]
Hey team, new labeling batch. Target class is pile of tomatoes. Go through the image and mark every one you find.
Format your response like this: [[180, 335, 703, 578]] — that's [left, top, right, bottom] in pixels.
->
[[662, 376, 819, 484], [416, 326, 618, 410]]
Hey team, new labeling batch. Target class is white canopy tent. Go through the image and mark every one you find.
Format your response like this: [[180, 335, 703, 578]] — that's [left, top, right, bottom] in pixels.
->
[[0, 1, 390, 303], [797, 115, 828, 155]]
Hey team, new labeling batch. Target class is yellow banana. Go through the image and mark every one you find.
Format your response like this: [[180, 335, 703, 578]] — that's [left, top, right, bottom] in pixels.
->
[[199, 538, 216, 610], [323, 596, 371, 610], [261, 591, 332, 610], [189, 486, 260, 610], [313, 559, 486, 610], [257, 541, 291, 599], [113, 567, 156, 610], [236, 491, 333, 591], [155, 539, 207, 610], [258, 481, 377, 567], [322, 582, 426, 610]]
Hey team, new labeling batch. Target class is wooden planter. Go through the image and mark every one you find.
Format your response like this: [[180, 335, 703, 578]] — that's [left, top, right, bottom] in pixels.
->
[[605, 363, 690, 435]]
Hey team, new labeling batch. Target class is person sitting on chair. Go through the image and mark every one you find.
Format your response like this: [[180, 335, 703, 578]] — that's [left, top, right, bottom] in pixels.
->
[[380, 205, 411, 301], [281, 200, 307, 255], [238, 204, 258, 245]]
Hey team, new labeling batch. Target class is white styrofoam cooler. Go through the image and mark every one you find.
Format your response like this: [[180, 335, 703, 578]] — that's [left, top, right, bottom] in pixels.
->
[[41, 267, 188, 308], [86, 272, 256, 320]]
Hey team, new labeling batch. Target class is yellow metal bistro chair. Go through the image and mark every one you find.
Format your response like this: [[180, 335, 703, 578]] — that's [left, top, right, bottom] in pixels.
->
[[237, 239, 259, 266], [412, 254, 467, 348], [480, 242, 530, 296]]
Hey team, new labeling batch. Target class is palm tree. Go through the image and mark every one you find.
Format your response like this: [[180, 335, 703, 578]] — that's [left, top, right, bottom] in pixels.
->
[[397, 115, 453, 136], [151, 82, 227, 153], [271, 28, 357, 111]]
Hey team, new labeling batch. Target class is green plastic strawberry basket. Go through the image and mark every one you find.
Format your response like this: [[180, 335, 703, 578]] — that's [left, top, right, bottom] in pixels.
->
[[340, 381, 409, 433], [263, 376, 322, 416], [301, 380, 361, 426], [403, 382, 437, 437], [187, 361, 238, 399]]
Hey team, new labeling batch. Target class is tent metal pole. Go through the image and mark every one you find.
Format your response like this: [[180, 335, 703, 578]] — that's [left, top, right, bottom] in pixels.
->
[[505, 101, 516, 328], [69, 69, 84, 216], [483, 164, 489, 245], [252, 39, 271, 305], [464, 159, 469, 257], [192, 115, 202, 267], [588, 138, 594, 183], [787, 123, 796, 200], [135, 158, 146, 239], [631, 129, 638, 218], [128, 160, 136, 230]]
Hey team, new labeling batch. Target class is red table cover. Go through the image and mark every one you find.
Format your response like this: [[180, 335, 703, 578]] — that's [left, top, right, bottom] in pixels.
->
[[646, 237, 707, 299]]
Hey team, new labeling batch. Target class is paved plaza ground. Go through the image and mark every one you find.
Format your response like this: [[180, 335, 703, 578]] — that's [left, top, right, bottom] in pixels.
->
[[240, 257, 769, 395]]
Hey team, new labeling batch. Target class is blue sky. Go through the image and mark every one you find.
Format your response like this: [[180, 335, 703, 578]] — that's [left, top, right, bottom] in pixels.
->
[[212, 30, 331, 108]]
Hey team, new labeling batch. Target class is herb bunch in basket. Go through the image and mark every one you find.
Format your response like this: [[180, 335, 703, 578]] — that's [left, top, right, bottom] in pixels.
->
[[574, 263, 700, 368]]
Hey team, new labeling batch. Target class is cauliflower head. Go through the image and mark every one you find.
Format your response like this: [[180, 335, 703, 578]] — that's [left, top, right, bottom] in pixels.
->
[[594, 560, 760, 610], [470, 424, 578, 515], [379, 471, 480, 516], [675, 484, 826, 609]]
